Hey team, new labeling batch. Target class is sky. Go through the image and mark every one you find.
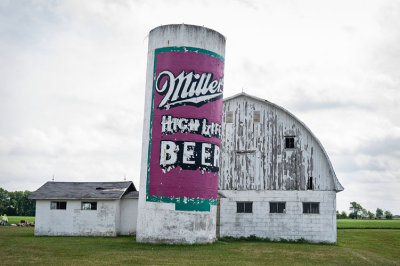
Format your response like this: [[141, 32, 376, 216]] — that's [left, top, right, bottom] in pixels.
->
[[1, 0, 399, 215]]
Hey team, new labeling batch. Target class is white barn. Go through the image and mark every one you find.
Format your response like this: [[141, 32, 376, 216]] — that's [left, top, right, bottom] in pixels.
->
[[217, 93, 343, 243], [29, 93, 343, 243], [29, 181, 138, 236]]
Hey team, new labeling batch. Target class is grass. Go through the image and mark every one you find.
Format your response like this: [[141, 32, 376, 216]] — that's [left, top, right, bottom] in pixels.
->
[[0, 227, 399, 265], [6, 216, 35, 225], [337, 219, 400, 229], [5, 217, 400, 229]]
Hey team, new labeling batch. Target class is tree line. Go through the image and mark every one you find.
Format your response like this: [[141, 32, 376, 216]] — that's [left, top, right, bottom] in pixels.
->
[[0, 188, 35, 216], [337, 201, 393, 219]]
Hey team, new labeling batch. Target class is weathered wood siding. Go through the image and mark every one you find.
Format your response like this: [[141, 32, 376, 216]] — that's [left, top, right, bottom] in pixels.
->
[[220, 95, 339, 191]]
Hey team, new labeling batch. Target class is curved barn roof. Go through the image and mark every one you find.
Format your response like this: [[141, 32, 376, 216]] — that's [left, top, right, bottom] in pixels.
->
[[224, 92, 344, 192]]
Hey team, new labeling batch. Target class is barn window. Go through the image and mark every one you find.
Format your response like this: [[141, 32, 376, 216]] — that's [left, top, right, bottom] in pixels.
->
[[237, 202, 252, 213], [303, 202, 319, 214], [253, 111, 260, 123], [226, 111, 233, 123], [81, 202, 97, 210], [50, 201, 66, 210], [285, 136, 295, 149], [307, 176, 313, 190], [270, 202, 286, 213]]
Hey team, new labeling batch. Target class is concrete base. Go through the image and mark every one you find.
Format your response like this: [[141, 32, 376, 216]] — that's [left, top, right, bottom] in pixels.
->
[[136, 201, 217, 244]]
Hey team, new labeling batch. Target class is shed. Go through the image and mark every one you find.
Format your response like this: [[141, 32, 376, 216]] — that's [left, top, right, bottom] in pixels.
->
[[217, 93, 343, 243], [29, 181, 138, 236]]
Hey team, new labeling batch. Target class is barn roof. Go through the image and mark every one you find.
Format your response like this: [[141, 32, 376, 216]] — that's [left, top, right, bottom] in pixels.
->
[[29, 181, 137, 200], [224, 92, 344, 192]]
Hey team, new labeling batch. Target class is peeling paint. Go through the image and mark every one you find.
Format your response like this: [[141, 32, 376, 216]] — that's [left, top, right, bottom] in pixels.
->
[[220, 94, 343, 192]]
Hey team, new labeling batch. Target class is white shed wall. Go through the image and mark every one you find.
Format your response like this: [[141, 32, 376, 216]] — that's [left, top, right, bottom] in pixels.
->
[[119, 198, 138, 235], [218, 190, 337, 243], [34, 199, 119, 236]]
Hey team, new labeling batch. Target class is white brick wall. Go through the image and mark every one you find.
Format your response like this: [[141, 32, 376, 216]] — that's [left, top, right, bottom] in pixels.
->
[[218, 190, 337, 243]]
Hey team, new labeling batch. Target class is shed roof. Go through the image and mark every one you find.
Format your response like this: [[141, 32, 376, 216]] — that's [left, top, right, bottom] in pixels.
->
[[29, 181, 136, 200], [121, 190, 139, 199]]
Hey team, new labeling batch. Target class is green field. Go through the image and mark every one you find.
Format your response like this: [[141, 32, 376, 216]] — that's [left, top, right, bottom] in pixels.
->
[[6, 216, 35, 225], [5, 217, 400, 229], [0, 227, 399, 265], [337, 219, 400, 229]]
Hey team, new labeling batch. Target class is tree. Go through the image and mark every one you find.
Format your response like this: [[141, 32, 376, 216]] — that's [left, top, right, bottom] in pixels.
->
[[340, 211, 348, 219], [0, 188, 35, 216], [360, 208, 368, 219], [367, 211, 375, 219], [0, 188, 10, 214], [376, 208, 383, 219], [349, 202, 363, 219], [385, 210, 393, 220]]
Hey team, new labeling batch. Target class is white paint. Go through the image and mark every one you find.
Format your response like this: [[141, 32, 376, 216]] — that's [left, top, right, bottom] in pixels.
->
[[34, 199, 138, 236], [136, 24, 225, 244], [218, 190, 337, 243], [220, 94, 343, 191], [217, 93, 342, 243], [119, 198, 138, 235]]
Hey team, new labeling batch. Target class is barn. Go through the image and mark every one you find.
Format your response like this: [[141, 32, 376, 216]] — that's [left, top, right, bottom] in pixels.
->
[[29, 93, 343, 243], [29, 181, 138, 236], [216, 93, 344, 243]]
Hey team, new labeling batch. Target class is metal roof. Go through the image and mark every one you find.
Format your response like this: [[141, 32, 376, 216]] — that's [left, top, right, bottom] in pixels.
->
[[28, 181, 136, 200]]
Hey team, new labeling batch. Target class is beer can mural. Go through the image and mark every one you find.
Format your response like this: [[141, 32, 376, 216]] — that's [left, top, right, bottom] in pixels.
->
[[137, 24, 226, 244], [147, 46, 224, 211]]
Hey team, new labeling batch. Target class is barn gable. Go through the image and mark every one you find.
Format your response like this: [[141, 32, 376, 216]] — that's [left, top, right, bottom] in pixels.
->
[[220, 93, 343, 192]]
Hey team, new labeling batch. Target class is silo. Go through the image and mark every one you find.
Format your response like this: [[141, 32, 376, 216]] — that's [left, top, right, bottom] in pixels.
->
[[136, 24, 226, 244]]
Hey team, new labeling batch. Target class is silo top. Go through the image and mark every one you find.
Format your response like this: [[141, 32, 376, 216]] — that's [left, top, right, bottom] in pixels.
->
[[148, 24, 226, 55]]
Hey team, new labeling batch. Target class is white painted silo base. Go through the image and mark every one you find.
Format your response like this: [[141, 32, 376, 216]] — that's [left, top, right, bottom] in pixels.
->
[[136, 201, 217, 244]]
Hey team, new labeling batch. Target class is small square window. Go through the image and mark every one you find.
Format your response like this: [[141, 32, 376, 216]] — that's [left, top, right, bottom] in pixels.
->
[[50, 201, 67, 210], [303, 202, 319, 214], [270, 202, 286, 213], [226, 111, 233, 123], [285, 137, 295, 149], [253, 111, 260, 123], [237, 202, 252, 213], [82, 202, 97, 210]]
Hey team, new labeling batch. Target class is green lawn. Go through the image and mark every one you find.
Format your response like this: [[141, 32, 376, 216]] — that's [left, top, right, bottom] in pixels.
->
[[5, 217, 400, 229], [6, 216, 35, 225], [337, 219, 400, 229], [0, 227, 399, 265]]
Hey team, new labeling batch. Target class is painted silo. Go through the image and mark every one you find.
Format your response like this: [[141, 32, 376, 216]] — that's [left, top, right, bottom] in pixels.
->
[[136, 24, 225, 244]]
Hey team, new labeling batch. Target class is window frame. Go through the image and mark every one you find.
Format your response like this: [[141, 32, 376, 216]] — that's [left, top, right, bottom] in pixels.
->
[[253, 111, 260, 123], [285, 136, 295, 149], [81, 201, 97, 210], [225, 111, 233, 123], [50, 201, 67, 210], [237, 201, 253, 213], [269, 202, 286, 213], [303, 202, 320, 214]]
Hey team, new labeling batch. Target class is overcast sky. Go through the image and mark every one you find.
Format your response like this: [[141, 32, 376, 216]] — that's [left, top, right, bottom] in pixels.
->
[[1, 0, 399, 214]]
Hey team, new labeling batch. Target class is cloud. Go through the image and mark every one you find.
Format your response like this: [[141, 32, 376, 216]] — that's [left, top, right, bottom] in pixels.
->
[[0, 0, 399, 215]]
